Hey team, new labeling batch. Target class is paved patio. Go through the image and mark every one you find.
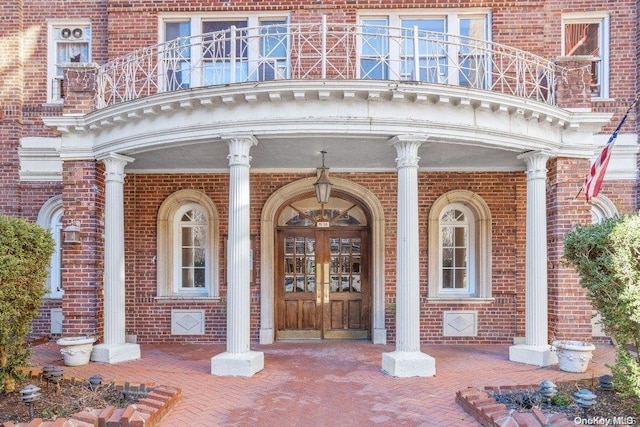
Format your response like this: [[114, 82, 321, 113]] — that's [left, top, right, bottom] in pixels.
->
[[29, 341, 616, 426]]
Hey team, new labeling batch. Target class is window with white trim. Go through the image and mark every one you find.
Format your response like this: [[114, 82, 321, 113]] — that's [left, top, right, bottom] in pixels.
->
[[428, 190, 492, 300], [439, 204, 474, 295], [173, 203, 209, 295], [37, 196, 63, 298], [359, 12, 490, 85], [161, 15, 288, 90], [590, 194, 618, 224], [157, 190, 219, 298], [48, 21, 92, 103], [562, 13, 609, 99]]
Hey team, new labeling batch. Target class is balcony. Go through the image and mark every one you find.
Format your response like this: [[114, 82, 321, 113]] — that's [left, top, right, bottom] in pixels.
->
[[95, 18, 561, 110]]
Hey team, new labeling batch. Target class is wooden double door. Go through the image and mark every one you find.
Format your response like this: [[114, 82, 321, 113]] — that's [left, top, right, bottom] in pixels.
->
[[276, 228, 370, 340]]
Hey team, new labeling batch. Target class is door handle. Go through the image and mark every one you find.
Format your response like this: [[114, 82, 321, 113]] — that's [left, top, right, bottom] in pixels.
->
[[323, 262, 330, 304], [316, 262, 322, 305]]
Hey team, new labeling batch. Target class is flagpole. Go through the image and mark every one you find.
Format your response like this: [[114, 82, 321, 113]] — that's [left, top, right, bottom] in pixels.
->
[[574, 96, 639, 200]]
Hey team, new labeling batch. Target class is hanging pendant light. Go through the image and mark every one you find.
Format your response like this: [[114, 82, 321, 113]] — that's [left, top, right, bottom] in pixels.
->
[[313, 150, 332, 205]]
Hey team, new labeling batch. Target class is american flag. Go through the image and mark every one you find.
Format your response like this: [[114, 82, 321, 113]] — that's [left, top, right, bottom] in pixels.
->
[[582, 99, 637, 202]]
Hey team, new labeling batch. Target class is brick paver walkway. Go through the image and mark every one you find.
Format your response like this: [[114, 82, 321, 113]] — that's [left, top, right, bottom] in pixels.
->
[[29, 341, 616, 426]]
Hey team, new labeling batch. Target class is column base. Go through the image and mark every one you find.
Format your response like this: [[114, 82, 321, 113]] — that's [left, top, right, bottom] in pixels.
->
[[259, 328, 274, 344], [382, 350, 436, 377], [91, 343, 141, 364], [509, 344, 558, 367], [372, 328, 387, 345], [211, 351, 264, 377]]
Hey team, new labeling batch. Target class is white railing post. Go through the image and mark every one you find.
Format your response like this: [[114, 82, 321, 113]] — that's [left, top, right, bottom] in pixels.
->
[[413, 26, 420, 81], [321, 15, 327, 79], [230, 26, 237, 83]]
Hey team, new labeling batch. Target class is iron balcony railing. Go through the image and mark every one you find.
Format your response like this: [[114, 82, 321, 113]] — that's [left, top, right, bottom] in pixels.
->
[[95, 18, 560, 109]]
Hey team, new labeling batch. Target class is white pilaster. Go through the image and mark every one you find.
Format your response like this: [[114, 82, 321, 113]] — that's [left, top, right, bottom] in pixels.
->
[[509, 151, 557, 367], [382, 135, 435, 377], [212, 135, 264, 377], [92, 153, 141, 364]]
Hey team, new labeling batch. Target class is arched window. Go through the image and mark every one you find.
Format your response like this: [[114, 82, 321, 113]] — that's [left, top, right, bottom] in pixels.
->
[[590, 195, 618, 224], [157, 190, 219, 298], [439, 204, 475, 296], [37, 195, 63, 298], [173, 203, 209, 294], [428, 190, 492, 300]]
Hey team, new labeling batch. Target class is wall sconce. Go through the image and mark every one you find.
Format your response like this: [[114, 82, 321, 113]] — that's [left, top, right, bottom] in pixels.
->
[[314, 150, 332, 204], [63, 224, 81, 244]]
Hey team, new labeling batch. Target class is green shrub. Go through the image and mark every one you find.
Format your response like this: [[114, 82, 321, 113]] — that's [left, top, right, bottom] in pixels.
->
[[564, 213, 640, 398], [0, 215, 54, 393], [550, 392, 572, 406]]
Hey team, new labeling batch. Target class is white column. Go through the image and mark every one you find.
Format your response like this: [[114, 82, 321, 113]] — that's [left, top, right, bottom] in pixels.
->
[[212, 135, 264, 377], [509, 151, 557, 367], [382, 135, 435, 377], [91, 153, 141, 364]]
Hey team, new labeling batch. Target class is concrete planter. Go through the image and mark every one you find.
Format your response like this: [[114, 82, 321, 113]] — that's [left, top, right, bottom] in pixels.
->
[[552, 340, 595, 373], [57, 336, 96, 366]]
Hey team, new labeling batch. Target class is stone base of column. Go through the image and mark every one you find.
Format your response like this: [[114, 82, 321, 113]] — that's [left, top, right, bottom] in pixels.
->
[[211, 351, 264, 377], [259, 328, 274, 344], [91, 343, 141, 364], [372, 328, 387, 345], [509, 344, 558, 367], [382, 350, 436, 377]]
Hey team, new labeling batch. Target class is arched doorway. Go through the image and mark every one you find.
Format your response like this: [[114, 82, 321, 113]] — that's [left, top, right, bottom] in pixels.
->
[[259, 177, 387, 345], [275, 193, 370, 340]]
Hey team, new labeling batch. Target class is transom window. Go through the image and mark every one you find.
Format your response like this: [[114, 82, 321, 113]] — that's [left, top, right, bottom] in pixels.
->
[[359, 12, 490, 86], [161, 15, 288, 89], [277, 195, 368, 227], [562, 13, 609, 98], [48, 21, 92, 102]]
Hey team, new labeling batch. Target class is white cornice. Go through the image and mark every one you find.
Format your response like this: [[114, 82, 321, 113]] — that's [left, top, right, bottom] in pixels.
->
[[40, 81, 615, 171]]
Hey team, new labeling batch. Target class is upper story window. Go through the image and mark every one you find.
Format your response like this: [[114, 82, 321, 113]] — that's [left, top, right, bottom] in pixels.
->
[[359, 12, 490, 86], [562, 13, 609, 99], [48, 21, 92, 103], [161, 15, 288, 90]]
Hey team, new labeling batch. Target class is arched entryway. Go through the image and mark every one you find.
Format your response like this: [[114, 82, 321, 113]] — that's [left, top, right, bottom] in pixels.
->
[[259, 177, 387, 344], [275, 193, 370, 340]]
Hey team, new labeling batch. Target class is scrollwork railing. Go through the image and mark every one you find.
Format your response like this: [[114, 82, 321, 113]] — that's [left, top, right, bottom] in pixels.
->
[[95, 19, 560, 109]]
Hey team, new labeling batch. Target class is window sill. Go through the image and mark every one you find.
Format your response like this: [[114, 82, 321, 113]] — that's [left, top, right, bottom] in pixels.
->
[[426, 297, 495, 304], [591, 97, 614, 103], [155, 296, 221, 303]]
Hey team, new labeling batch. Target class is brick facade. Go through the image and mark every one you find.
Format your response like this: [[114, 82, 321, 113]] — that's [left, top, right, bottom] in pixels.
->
[[1, 0, 638, 347]]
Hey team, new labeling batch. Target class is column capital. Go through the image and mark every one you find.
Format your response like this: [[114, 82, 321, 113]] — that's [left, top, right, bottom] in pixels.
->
[[98, 153, 135, 183], [388, 135, 428, 169], [223, 135, 258, 167], [517, 151, 549, 181]]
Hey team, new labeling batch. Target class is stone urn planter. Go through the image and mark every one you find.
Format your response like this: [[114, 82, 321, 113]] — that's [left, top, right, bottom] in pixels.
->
[[552, 340, 596, 373], [56, 336, 96, 366]]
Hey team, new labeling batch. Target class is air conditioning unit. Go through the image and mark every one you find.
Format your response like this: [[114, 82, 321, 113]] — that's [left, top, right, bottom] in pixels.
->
[[60, 27, 85, 40]]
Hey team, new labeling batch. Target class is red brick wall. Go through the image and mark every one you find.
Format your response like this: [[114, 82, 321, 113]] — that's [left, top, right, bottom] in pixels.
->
[[546, 157, 593, 342], [60, 160, 104, 339], [121, 170, 526, 344], [5, 0, 639, 341]]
